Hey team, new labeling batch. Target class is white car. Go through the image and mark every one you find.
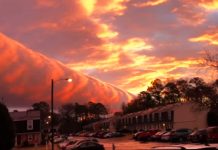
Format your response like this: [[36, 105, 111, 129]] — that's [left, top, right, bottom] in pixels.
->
[[67, 136, 74, 141], [58, 140, 77, 150], [66, 141, 104, 150], [152, 144, 218, 149], [65, 138, 98, 150], [54, 136, 64, 143]]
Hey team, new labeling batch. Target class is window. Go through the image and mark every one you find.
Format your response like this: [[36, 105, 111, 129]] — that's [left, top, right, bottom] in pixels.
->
[[132, 117, 136, 124], [129, 118, 131, 125], [149, 114, 153, 123], [144, 115, 148, 123], [138, 116, 142, 124], [154, 113, 159, 122], [161, 112, 168, 121], [171, 111, 174, 121]]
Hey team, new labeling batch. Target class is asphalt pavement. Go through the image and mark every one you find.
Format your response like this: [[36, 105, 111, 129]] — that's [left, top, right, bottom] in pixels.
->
[[14, 135, 218, 150]]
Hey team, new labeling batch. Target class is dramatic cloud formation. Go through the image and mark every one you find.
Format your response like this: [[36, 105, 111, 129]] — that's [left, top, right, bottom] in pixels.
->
[[0, 33, 133, 111], [133, 0, 168, 7], [189, 29, 218, 45], [0, 0, 217, 109]]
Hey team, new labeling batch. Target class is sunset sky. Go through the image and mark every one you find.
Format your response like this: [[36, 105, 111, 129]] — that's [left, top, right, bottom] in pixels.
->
[[0, 0, 218, 110]]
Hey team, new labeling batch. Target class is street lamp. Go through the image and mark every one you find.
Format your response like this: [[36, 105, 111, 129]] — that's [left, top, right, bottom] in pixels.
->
[[51, 78, 72, 150]]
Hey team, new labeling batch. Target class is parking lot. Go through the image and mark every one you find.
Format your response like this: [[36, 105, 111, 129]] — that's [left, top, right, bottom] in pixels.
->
[[14, 135, 218, 150], [14, 135, 174, 150], [98, 135, 171, 150]]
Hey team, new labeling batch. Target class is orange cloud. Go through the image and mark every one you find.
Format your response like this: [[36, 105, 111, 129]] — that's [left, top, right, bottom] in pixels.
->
[[189, 32, 218, 45], [133, 0, 168, 7], [197, 0, 218, 10], [79, 0, 129, 16], [97, 23, 119, 39], [172, 0, 206, 26], [122, 38, 153, 52], [0, 33, 133, 110], [36, 0, 58, 8], [172, 0, 218, 26], [119, 58, 202, 94]]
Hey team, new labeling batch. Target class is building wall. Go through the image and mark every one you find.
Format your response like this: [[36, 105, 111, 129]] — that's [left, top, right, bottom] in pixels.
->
[[173, 103, 208, 130], [83, 102, 209, 132], [15, 133, 41, 147]]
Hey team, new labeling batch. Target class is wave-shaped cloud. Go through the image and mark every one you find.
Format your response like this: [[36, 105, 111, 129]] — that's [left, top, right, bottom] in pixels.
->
[[0, 33, 134, 111]]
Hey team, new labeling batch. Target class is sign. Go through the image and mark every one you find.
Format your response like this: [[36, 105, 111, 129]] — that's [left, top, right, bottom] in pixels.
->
[[27, 120, 33, 130]]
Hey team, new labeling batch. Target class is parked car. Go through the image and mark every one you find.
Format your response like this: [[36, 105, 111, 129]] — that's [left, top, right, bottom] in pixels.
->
[[95, 131, 109, 138], [66, 141, 104, 150], [54, 136, 65, 143], [65, 138, 99, 150], [152, 144, 217, 149], [103, 132, 124, 138], [151, 131, 168, 141], [188, 129, 206, 143], [87, 132, 96, 137], [161, 131, 174, 142], [118, 128, 131, 133], [170, 128, 192, 142], [136, 130, 159, 141], [207, 126, 218, 143], [133, 131, 144, 140], [58, 140, 77, 150]]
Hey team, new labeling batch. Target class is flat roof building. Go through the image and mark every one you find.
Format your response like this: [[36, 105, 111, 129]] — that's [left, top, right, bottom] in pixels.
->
[[10, 110, 41, 147], [83, 102, 208, 132]]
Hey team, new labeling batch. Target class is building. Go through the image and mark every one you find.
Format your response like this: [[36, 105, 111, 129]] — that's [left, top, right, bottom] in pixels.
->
[[10, 110, 41, 147], [83, 102, 209, 132]]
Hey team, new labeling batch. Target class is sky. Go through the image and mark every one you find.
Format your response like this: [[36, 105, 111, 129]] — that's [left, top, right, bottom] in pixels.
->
[[0, 0, 218, 110]]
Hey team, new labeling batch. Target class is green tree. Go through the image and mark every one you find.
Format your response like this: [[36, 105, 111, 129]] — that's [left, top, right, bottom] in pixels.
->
[[161, 81, 180, 104], [147, 79, 164, 105], [175, 79, 189, 102], [87, 102, 108, 119], [138, 91, 156, 109], [59, 103, 81, 134]]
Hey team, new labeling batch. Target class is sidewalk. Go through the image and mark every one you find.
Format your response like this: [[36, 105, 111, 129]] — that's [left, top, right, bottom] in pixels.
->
[[13, 143, 59, 150]]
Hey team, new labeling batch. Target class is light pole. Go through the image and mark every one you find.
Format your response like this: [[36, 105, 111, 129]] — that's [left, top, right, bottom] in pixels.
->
[[51, 78, 72, 150]]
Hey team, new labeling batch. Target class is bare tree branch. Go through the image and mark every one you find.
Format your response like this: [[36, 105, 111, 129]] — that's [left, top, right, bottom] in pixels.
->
[[203, 50, 218, 70]]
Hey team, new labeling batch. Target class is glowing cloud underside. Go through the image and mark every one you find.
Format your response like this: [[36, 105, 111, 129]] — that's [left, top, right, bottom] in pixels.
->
[[0, 33, 134, 110]]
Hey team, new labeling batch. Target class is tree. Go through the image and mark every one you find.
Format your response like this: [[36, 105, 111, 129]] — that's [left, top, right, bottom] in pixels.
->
[[175, 79, 189, 102], [32, 101, 50, 118], [203, 50, 218, 70], [0, 102, 15, 150], [147, 79, 164, 105], [161, 81, 180, 104], [138, 91, 156, 109], [59, 103, 81, 134], [87, 102, 108, 120], [32, 101, 50, 127]]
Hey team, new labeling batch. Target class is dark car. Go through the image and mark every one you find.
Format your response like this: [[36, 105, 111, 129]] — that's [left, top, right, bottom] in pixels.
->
[[188, 129, 206, 143], [95, 131, 109, 138], [207, 126, 218, 143], [136, 130, 159, 141], [170, 128, 192, 142], [70, 141, 105, 150]]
